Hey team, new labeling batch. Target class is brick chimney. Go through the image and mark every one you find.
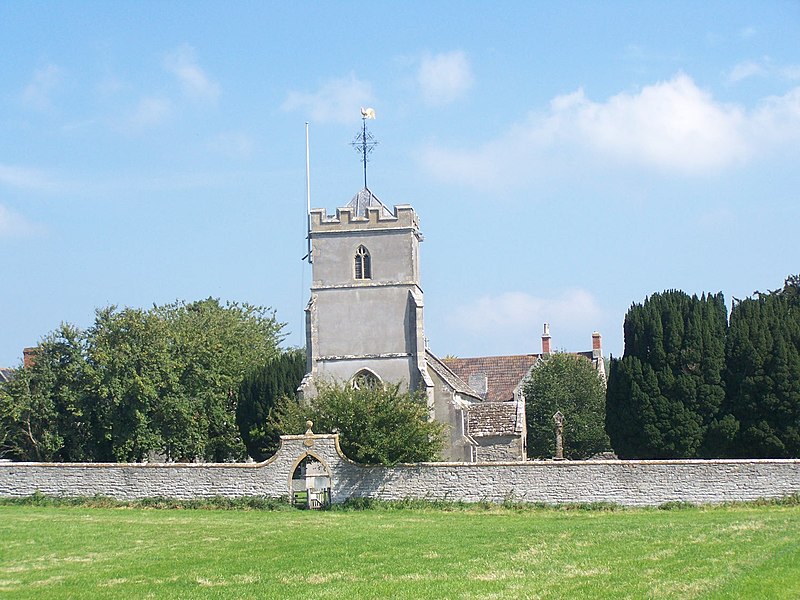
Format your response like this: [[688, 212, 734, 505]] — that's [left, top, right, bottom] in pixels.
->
[[592, 332, 602, 359], [541, 323, 551, 355], [23, 347, 38, 369]]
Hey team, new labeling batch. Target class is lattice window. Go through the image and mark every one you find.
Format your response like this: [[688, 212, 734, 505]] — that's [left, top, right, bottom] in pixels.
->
[[354, 245, 371, 280]]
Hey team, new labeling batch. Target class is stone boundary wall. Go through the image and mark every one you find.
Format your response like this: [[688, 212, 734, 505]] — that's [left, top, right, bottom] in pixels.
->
[[1, 433, 799, 507]]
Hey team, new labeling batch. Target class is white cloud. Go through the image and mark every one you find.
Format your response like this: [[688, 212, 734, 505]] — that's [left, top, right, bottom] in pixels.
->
[[163, 44, 220, 103], [420, 74, 800, 188], [748, 87, 800, 145], [417, 51, 474, 106], [0, 204, 41, 238], [448, 289, 603, 346], [20, 64, 62, 110], [282, 74, 374, 124]]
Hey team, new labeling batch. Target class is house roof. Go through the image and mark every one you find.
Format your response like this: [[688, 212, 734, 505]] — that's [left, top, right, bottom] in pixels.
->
[[425, 350, 481, 400], [442, 354, 541, 402], [0, 368, 14, 383], [468, 401, 523, 437], [347, 188, 394, 219]]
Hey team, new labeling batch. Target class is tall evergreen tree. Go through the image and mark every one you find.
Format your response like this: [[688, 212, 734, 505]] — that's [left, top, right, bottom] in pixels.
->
[[235, 349, 306, 461], [724, 289, 800, 457], [606, 290, 728, 458]]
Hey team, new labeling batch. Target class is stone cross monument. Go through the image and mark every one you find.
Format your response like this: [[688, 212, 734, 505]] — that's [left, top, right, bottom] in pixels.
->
[[553, 410, 565, 460]]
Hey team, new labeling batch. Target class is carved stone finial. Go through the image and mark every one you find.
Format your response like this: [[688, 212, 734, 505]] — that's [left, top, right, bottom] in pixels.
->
[[303, 420, 315, 447]]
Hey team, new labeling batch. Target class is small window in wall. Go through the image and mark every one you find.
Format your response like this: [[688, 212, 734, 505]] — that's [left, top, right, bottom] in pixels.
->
[[354, 245, 371, 280], [351, 369, 381, 390]]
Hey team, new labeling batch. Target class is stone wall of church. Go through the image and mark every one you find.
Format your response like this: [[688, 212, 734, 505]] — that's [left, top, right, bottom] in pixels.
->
[[1, 435, 798, 507], [474, 436, 524, 463]]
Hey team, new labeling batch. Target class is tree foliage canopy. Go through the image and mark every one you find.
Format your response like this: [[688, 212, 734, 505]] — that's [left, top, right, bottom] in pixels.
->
[[0, 299, 284, 462], [722, 280, 800, 458], [523, 353, 610, 460], [606, 290, 727, 458], [270, 382, 446, 465], [235, 349, 306, 462], [607, 277, 800, 459]]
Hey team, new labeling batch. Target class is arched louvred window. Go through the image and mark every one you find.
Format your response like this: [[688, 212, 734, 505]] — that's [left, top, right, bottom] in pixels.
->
[[354, 245, 371, 280], [351, 369, 381, 390]]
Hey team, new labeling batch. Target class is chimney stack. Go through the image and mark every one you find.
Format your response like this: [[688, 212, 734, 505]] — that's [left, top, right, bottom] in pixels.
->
[[541, 323, 551, 355], [23, 347, 38, 369], [592, 332, 602, 358]]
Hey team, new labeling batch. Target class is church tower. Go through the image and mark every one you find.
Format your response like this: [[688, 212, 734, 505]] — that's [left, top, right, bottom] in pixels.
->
[[299, 188, 431, 397]]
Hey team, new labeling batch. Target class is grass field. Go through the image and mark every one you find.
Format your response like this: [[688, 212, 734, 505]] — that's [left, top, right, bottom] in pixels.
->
[[1, 499, 799, 599]]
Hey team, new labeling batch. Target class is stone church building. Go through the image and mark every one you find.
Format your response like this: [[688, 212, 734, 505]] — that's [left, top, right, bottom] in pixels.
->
[[299, 187, 603, 462]]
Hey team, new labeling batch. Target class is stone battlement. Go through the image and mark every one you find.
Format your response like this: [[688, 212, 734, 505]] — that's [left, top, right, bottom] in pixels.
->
[[310, 204, 418, 232]]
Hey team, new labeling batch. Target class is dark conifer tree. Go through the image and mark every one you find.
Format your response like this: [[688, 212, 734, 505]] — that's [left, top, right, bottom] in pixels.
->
[[235, 349, 306, 461], [606, 290, 728, 458], [724, 289, 800, 457]]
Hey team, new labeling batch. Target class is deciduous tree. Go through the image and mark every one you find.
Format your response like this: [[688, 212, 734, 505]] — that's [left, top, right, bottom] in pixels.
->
[[523, 353, 610, 460], [1, 299, 284, 462], [271, 382, 446, 465]]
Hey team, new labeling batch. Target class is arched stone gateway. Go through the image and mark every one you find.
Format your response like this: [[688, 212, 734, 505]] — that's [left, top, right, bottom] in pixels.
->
[[289, 454, 331, 509], [286, 421, 334, 509]]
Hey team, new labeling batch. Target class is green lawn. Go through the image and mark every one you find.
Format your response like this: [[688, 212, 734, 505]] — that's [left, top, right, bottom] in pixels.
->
[[1, 502, 799, 599]]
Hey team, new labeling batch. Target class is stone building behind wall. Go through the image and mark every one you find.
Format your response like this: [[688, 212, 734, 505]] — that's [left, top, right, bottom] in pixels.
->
[[300, 187, 603, 462]]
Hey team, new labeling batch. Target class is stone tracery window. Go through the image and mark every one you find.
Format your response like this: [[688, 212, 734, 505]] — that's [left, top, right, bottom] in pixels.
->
[[354, 245, 371, 280], [351, 369, 381, 390]]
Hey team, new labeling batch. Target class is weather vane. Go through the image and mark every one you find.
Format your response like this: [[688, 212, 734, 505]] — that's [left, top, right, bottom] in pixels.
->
[[351, 107, 377, 189]]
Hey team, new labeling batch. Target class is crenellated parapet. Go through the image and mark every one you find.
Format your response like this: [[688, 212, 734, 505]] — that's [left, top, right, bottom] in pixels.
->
[[309, 188, 420, 235], [310, 204, 419, 232]]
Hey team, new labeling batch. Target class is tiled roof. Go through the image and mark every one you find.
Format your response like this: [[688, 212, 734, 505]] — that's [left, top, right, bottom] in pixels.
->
[[468, 402, 522, 437], [442, 354, 540, 402], [0, 368, 14, 383], [425, 350, 481, 400]]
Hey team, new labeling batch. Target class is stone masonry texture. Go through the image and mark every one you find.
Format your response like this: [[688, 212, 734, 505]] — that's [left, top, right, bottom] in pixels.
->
[[1, 434, 799, 507]]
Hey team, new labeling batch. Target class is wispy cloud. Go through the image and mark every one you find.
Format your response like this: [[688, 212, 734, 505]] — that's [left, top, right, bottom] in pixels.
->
[[728, 60, 767, 83], [727, 58, 800, 83], [420, 74, 800, 189], [0, 204, 42, 238], [20, 64, 62, 110], [282, 74, 374, 124], [740, 26, 757, 40], [163, 44, 221, 103], [417, 50, 474, 106], [0, 164, 62, 192], [126, 96, 173, 129], [446, 289, 604, 353]]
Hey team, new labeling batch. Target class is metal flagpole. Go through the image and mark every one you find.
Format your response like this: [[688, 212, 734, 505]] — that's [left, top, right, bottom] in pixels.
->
[[304, 122, 312, 264]]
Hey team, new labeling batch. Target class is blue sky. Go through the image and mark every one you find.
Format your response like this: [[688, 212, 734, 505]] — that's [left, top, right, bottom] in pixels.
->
[[2, 1, 799, 368]]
